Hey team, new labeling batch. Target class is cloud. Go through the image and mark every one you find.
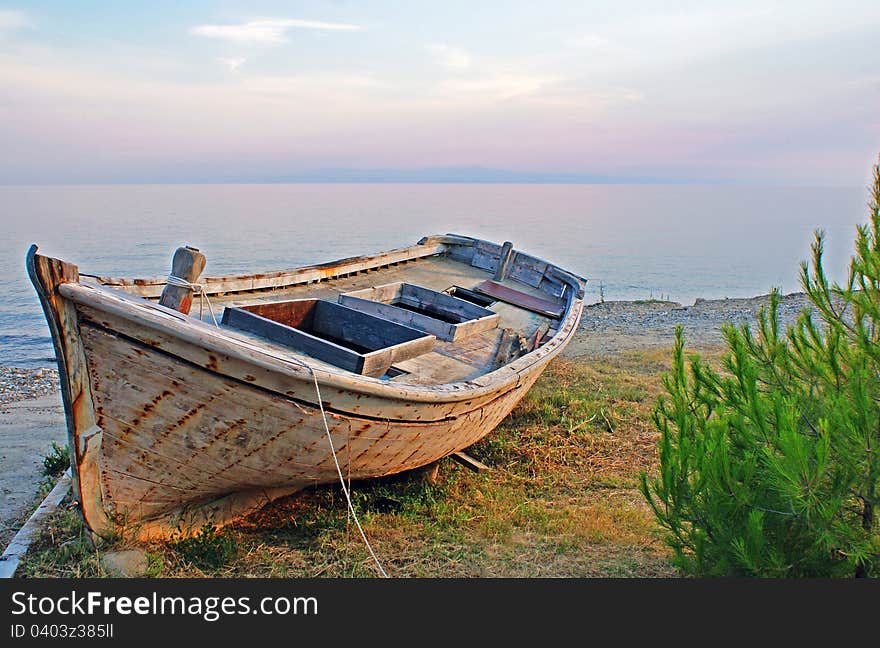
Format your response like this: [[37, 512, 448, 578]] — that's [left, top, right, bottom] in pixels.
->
[[219, 57, 246, 73], [426, 43, 471, 69], [437, 74, 563, 100], [191, 18, 361, 44], [0, 9, 30, 30], [239, 73, 385, 97], [568, 34, 610, 49]]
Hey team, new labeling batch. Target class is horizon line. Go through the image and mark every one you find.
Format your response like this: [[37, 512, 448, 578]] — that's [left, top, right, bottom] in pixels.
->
[[0, 164, 864, 187], [0, 179, 863, 188]]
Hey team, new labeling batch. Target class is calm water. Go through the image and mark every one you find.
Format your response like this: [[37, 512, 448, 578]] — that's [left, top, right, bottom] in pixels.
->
[[0, 183, 868, 367]]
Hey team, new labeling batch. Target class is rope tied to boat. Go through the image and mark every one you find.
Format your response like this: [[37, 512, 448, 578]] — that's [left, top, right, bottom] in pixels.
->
[[310, 371, 389, 578], [165, 273, 387, 576], [166, 274, 219, 327]]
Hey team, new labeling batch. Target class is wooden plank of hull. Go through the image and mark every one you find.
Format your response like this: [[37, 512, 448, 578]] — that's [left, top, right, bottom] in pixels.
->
[[79, 322, 546, 539], [26, 247, 114, 538]]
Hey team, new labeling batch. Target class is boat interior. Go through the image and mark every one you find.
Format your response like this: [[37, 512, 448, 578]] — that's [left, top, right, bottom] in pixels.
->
[[90, 239, 580, 387], [209, 257, 563, 385]]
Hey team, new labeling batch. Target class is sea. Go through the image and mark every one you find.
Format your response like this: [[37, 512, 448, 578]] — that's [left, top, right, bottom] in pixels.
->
[[0, 183, 869, 367]]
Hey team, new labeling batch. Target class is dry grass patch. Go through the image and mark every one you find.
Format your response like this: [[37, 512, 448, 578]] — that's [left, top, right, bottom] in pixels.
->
[[22, 349, 722, 578]]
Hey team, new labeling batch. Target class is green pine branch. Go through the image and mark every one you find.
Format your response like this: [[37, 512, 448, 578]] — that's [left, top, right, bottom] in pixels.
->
[[641, 155, 880, 577]]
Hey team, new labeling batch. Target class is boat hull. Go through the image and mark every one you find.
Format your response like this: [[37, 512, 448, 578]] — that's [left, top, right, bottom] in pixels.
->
[[82, 318, 548, 538], [27, 236, 585, 540]]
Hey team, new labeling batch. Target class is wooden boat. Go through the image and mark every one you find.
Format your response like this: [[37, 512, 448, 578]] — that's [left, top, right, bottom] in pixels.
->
[[27, 234, 586, 540]]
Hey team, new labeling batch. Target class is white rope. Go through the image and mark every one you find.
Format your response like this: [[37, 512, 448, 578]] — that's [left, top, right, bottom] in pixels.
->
[[311, 371, 389, 578], [166, 275, 219, 327], [165, 272, 387, 576]]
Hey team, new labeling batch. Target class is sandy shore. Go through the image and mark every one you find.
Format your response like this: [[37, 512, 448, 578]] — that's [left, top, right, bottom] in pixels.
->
[[0, 392, 65, 546], [0, 291, 814, 545]]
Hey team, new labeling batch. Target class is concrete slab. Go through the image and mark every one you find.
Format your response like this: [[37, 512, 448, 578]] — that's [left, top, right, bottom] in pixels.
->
[[0, 392, 66, 545]]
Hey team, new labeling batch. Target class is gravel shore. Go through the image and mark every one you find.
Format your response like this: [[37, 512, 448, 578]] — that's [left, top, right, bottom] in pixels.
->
[[564, 291, 814, 358], [0, 366, 60, 412]]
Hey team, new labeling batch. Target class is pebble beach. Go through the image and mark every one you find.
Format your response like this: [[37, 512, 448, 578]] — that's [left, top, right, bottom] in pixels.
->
[[0, 366, 60, 411], [563, 291, 814, 357]]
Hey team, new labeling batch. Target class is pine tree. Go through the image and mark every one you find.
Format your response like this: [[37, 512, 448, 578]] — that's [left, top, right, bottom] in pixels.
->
[[640, 157, 880, 577]]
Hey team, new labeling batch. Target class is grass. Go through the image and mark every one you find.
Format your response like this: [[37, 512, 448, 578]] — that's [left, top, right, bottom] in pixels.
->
[[632, 299, 675, 305], [42, 441, 69, 477], [21, 348, 718, 578], [169, 525, 239, 571]]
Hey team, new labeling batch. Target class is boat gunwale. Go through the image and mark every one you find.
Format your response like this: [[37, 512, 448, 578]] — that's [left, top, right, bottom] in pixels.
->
[[80, 234, 587, 298], [80, 236, 454, 295]]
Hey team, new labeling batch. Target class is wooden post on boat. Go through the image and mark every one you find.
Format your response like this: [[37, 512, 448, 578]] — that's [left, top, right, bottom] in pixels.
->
[[159, 246, 206, 315], [494, 241, 514, 281]]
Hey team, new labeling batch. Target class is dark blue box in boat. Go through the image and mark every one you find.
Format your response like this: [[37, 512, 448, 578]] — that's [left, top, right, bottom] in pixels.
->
[[221, 298, 435, 377]]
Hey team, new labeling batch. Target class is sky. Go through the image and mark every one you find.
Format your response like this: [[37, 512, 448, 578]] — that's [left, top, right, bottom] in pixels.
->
[[0, 1, 878, 185]]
